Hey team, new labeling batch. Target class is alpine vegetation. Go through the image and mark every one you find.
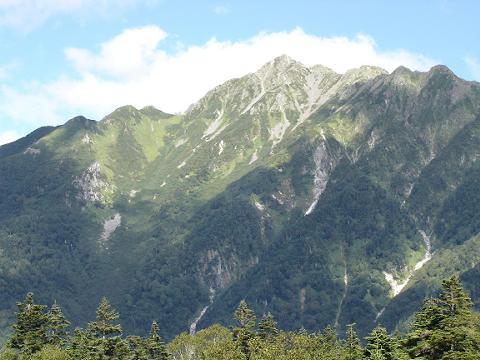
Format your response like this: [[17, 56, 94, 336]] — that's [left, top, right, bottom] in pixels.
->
[[1, 56, 480, 343]]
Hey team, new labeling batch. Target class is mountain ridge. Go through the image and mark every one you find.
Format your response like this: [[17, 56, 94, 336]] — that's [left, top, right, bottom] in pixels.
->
[[0, 56, 480, 340]]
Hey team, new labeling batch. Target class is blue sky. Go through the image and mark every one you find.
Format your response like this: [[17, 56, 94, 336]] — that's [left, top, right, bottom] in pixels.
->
[[0, 0, 479, 144]]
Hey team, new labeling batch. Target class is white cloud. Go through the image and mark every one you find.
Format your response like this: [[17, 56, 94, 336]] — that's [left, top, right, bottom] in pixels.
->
[[0, 61, 17, 80], [0, 130, 21, 145], [213, 4, 230, 15], [0, 84, 62, 124], [465, 56, 480, 81], [0, 0, 145, 30], [0, 26, 437, 131], [65, 26, 167, 78]]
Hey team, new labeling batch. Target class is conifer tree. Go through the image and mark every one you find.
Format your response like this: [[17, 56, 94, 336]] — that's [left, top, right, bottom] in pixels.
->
[[86, 297, 123, 358], [126, 335, 149, 359], [258, 312, 278, 340], [322, 325, 338, 346], [9, 292, 50, 354], [345, 323, 363, 360], [69, 327, 95, 359], [89, 297, 122, 339], [47, 301, 70, 347], [232, 300, 256, 358], [404, 275, 480, 359], [365, 326, 394, 360], [145, 321, 169, 359]]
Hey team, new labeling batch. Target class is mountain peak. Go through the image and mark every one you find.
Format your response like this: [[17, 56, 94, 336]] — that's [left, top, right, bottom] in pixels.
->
[[391, 65, 412, 76], [140, 105, 174, 119], [255, 55, 306, 79], [64, 115, 96, 129], [102, 105, 141, 123], [272, 54, 295, 65], [309, 64, 338, 77], [346, 65, 387, 77], [429, 64, 454, 74]]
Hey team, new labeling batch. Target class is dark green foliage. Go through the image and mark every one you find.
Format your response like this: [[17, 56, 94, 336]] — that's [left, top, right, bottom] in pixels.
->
[[404, 275, 480, 359], [9, 293, 49, 354], [145, 321, 169, 359], [345, 323, 363, 360], [47, 302, 70, 347], [88, 297, 122, 339], [2, 281, 480, 359], [258, 313, 278, 340], [365, 326, 396, 360], [232, 301, 256, 357]]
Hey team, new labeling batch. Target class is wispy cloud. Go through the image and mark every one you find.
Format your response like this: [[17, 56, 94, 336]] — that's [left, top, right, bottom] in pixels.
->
[[212, 4, 230, 15], [0, 0, 147, 31], [0, 61, 17, 80], [465, 56, 480, 81], [0, 26, 437, 130], [0, 130, 21, 145]]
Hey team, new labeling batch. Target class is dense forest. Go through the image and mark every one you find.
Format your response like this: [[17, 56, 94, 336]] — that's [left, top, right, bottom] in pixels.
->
[[0, 275, 478, 359]]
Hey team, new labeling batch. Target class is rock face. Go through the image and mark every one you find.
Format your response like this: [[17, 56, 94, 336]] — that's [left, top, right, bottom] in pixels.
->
[[305, 139, 344, 215], [1, 56, 480, 339], [73, 161, 106, 202]]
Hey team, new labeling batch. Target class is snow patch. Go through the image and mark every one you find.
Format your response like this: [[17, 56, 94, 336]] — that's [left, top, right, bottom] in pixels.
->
[[241, 68, 268, 115], [177, 160, 186, 169], [100, 213, 121, 245], [416, 230, 432, 270], [129, 190, 139, 198], [375, 307, 386, 321], [175, 138, 188, 148], [249, 150, 258, 164], [160, 181, 166, 187], [202, 108, 226, 141], [23, 147, 41, 155], [269, 113, 290, 148], [305, 142, 332, 215], [271, 193, 284, 205], [189, 287, 215, 336], [218, 140, 225, 155], [254, 200, 265, 211], [383, 272, 409, 297], [384, 230, 433, 297]]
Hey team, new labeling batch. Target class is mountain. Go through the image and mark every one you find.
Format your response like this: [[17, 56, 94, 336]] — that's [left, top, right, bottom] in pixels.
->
[[1, 55, 480, 340]]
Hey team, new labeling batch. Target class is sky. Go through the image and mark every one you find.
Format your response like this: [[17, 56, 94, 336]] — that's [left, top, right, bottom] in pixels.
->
[[0, 0, 479, 144]]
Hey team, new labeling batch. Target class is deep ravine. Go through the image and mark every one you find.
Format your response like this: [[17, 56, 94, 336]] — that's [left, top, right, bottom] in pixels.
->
[[376, 230, 433, 321]]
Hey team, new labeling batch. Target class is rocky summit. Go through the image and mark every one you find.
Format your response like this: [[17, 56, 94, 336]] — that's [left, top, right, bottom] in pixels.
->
[[1, 55, 480, 340]]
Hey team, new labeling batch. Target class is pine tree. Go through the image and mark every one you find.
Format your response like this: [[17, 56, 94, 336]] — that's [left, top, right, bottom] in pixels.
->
[[88, 297, 122, 339], [322, 325, 338, 346], [345, 323, 363, 360], [258, 312, 278, 340], [365, 326, 394, 360], [404, 275, 480, 358], [9, 292, 50, 354], [126, 335, 149, 360], [47, 301, 70, 347], [69, 327, 95, 359], [86, 297, 123, 358], [145, 321, 169, 359], [232, 300, 256, 358]]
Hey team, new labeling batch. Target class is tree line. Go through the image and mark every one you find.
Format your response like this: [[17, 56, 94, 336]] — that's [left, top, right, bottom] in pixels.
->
[[1, 275, 479, 359]]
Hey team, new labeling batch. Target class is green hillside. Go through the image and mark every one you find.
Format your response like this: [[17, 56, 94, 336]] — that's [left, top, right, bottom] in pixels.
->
[[1, 55, 480, 341]]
